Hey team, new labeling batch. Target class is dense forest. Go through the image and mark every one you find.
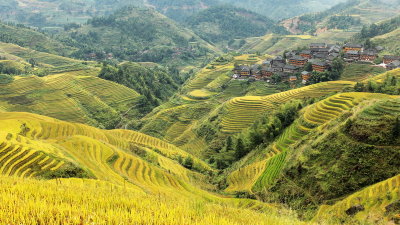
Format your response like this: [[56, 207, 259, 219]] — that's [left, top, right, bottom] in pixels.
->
[[57, 7, 217, 65], [99, 62, 181, 115], [187, 6, 287, 46]]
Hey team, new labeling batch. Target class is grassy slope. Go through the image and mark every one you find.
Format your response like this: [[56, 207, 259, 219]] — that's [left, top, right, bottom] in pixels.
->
[[267, 94, 400, 220], [341, 63, 386, 82], [0, 42, 91, 74], [372, 27, 400, 55], [0, 111, 306, 224], [0, 69, 141, 128], [0, 22, 75, 55]]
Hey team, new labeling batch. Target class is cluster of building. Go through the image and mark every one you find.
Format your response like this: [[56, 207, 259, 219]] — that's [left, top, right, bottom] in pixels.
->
[[233, 42, 400, 84]]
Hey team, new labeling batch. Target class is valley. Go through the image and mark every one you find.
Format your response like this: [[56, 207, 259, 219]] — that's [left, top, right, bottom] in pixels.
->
[[0, 0, 399, 224]]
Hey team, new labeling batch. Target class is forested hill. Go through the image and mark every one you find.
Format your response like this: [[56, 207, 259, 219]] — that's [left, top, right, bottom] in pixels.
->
[[57, 7, 219, 65], [217, 0, 348, 20], [0, 22, 75, 56], [187, 6, 287, 47]]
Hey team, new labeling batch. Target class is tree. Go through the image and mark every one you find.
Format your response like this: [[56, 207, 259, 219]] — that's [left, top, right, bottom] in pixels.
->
[[354, 82, 365, 92], [225, 136, 234, 152], [393, 117, 400, 139], [183, 157, 194, 169], [234, 138, 247, 160], [304, 62, 313, 72], [28, 58, 37, 68]]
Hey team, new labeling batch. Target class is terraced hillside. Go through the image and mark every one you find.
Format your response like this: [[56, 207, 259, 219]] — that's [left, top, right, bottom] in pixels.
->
[[0, 42, 91, 74], [221, 81, 355, 133], [0, 112, 305, 224], [259, 94, 400, 222], [140, 54, 275, 155], [0, 112, 211, 188], [0, 70, 141, 128], [226, 92, 396, 194], [313, 174, 400, 224]]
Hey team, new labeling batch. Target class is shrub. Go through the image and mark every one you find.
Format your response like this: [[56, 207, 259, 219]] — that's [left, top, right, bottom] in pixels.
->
[[0, 74, 14, 84]]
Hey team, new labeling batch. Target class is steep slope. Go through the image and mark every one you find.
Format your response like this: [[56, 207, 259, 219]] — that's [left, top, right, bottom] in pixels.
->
[[0, 42, 90, 75], [58, 7, 219, 65], [187, 6, 287, 47], [0, 111, 306, 224], [372, 27, 400, 55], [0, 69, 141, 128], [263, 94, 400, 220]]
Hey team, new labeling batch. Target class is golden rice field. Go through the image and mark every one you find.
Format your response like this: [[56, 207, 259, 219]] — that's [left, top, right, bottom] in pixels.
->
[[367, 68, 400, 83], [313, 174, 400, 224], [187, 89, 216, 100], [0, 112, 213, 187], [285, 35, 314, 40], [0, 112, 310, 224], [0, 42, 85, 69], [221, 81, 355, 133], [227, 92, 397, 193], [0, 176, 306, 225], [0, 70, 140, 124], [185, 64, 232, 91]]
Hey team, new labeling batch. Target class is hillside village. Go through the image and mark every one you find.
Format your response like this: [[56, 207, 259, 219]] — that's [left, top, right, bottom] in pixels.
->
[[233, 42, 400, 84]]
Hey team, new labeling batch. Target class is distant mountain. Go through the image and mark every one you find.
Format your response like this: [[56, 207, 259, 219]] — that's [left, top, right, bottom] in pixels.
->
[[187, 6, 287, 48], [283, 0, 400, 34], [0, 0, 353, 27], [57, 7, 219, 65], [146, 0, 216, 22], [217, 0, 348, 20]]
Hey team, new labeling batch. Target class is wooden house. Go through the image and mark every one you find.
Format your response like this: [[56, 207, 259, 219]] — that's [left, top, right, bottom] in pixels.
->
[[343, 43, 363, 53], [261, 66, 274, 77], [345, 50, 360, 61], [312, 61, 329, 72], [233, 65, 251, 77], [288, 55, 308, 67], [383, 55, 400, 64], [300, 50, 312, 59], [271, 62, 285, 72], [283, 64, 298, 73], [250, 64, 261, 76], [360, 50, 377, 62], [310, 43, 327, 50]]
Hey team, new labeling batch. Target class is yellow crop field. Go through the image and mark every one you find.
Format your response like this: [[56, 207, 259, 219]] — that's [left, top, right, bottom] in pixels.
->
[[0, 112, 310, 224], [0, 70, 140, 125], [185, 64, 232, 91], [221, 81, 355, 133], [187, 89, 216, 100], [313, 174, 400, 224], [0, 112, 211, 185], [367, 68, 400, 83], [285, 35, 314, 40], [0, 42, 83, 68], [0, 176, 306, 225]]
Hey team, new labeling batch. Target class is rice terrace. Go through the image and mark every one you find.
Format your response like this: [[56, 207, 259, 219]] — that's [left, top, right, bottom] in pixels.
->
[[0, 0, 400, 224]]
